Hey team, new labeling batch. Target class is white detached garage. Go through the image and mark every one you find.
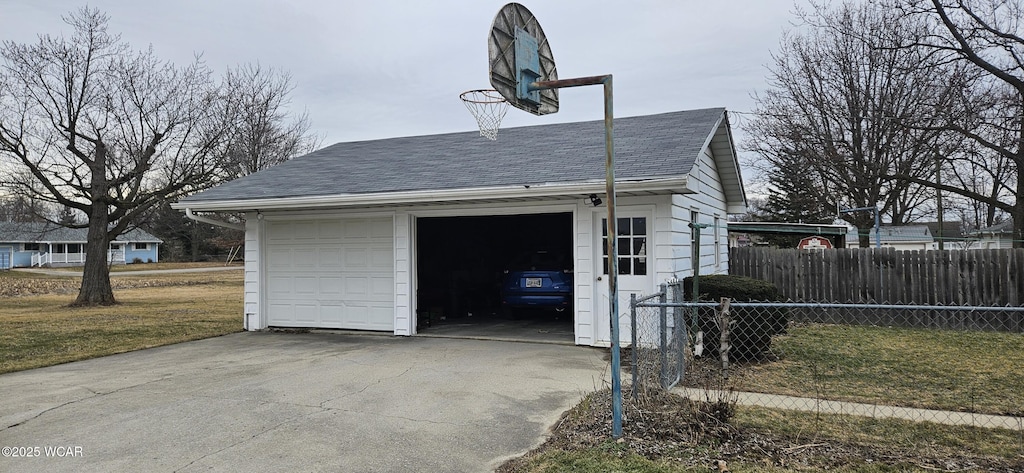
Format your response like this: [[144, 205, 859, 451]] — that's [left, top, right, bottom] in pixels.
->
[[172, 108, 747, 347]]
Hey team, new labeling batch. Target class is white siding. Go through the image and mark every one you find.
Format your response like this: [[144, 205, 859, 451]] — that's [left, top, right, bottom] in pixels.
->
[[652, 196, 678, 284], [243, 213, 264, 330], [977, 235, 1013, 250], [394, 213, 413, 335], [667, 147, 731, 279]]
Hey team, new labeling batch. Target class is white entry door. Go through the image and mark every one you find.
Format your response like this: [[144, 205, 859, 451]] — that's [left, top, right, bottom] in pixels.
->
[[595, 209, 653, 345]]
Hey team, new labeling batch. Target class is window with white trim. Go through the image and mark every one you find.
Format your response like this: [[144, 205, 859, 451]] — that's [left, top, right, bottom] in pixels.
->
[[714, 215, 721, 268], [601, 217, 648, 275]]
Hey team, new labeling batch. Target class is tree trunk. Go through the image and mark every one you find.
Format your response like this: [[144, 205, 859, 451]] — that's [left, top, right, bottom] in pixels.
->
[[72, 141, 116, 306], [73, 201, 116, 306], [1015, 179, 1024, 249], [858, 228, 871, 248]]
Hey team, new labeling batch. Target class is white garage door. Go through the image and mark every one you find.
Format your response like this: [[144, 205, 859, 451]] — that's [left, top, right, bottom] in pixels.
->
[[265, 217, 394, 331]]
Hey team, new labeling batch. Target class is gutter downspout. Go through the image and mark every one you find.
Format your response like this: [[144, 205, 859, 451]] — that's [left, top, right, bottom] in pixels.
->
[[184, 208, 245, 231]]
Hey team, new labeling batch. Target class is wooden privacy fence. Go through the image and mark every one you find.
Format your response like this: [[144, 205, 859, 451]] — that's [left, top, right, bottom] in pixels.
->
[[729, 247, 1024, 307]]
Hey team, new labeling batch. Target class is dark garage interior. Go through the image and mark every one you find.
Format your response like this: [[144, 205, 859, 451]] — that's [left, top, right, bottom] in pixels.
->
[[415, 212, 574, 338]]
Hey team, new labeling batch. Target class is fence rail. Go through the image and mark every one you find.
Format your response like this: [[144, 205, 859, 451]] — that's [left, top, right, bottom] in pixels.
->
[[30, 250, 126, 267], [629, 282, 1024, 434], [730, 247, 1024, 307]]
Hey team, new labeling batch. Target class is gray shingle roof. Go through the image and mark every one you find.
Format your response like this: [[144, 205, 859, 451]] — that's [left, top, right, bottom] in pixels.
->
[[0, 222, 162, 243], [976, 219, 1013, 234], [922, 221, 963, 239], [180, 108, 728, 203]]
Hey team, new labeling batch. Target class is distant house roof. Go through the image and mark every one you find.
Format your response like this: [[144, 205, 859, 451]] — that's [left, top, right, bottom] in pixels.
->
[[0, 222, 162, 243], [921, 221, 963, 240], [974, 219, 1014, 235], [174, 108, 747, 213]]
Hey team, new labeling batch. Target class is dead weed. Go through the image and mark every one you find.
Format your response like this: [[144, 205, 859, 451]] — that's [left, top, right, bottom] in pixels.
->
[[497, 388, 1024, 472]]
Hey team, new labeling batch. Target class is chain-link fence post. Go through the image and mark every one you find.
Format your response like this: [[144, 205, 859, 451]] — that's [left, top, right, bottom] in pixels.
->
[[630, 292, 638, 399], [659, 283, 669, 388], [672, 281, 686, 384]]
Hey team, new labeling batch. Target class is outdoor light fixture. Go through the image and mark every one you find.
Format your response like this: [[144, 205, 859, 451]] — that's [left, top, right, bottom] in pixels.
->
[[589, 194, 603, 207]]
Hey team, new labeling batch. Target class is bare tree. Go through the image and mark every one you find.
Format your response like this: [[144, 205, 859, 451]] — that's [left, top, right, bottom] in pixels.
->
[[887, 0, 1024, 247], [0, 193, 49, 223], [133, 64, 320, 262], [744, 2, 955, 246], [0, 8, 231, 305], [943, 140, 1013, 229], [221, 63, 320, 177]]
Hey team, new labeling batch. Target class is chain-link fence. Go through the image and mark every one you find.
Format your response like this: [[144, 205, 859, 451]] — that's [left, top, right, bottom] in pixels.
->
[[630, 283, 1024, 431]]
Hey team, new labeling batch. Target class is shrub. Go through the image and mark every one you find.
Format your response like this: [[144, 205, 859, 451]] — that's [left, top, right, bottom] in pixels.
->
[[682, 274, 786, 362], [131, 257, 144, 264]]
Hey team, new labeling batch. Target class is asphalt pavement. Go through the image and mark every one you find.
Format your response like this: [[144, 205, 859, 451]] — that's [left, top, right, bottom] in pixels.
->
[[0, 332, 609, 473]]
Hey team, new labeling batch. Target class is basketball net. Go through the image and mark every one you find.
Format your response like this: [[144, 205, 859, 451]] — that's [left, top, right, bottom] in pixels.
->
[[460, 89, 510, 140]]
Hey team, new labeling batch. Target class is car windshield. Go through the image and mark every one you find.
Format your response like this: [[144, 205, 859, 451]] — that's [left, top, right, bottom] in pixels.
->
[[508, 251, 567, 271]]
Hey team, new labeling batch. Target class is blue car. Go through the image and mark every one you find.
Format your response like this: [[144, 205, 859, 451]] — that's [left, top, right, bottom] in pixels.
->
[[500, 251, 573, 313]]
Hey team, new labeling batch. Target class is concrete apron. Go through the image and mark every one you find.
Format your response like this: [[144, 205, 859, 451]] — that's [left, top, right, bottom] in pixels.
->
[[0, 332, 609, 473]]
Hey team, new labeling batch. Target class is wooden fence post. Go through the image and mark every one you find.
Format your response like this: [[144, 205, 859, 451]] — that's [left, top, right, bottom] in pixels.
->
[[718, 297, 732, 379]]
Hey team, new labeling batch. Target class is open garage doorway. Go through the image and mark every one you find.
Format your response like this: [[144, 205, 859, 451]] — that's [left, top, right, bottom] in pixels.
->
[[415, 212, 574, 343]]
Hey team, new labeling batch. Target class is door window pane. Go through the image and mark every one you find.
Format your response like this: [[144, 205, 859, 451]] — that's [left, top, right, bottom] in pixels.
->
[[633, 217, 646, 235], [618, 237, 630, 255], [618, 258, 631, 274], [635, 259, 647, 275], [633, 237, 646, 256]]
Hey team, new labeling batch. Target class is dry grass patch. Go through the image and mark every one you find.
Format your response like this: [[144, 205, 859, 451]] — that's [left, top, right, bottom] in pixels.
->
[[110, 262, 241, 272], [499, 389, 1024, 472], [0, 271, 243, 373], [0, 269, 243, 297], [687, 323, 1024, 416], [36, 261, 241, 272]]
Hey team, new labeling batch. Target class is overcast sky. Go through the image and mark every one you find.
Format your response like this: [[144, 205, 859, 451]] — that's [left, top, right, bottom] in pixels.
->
[[1, 0, 811, 178]]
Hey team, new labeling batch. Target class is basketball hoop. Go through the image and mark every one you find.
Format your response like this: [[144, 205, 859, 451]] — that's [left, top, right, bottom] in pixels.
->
[[460, 89, 510, 140]]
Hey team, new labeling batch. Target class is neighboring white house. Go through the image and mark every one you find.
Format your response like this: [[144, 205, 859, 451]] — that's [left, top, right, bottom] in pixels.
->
[[971, 219, 1015, 249], [843, 222, 978, 250], [845, 224, 935, 250], [172, 108, 747, 347]]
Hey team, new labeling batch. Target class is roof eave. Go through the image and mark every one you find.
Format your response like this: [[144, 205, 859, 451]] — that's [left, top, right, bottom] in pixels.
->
[[704, 110, 747, 214], [171, 176, 694, 212]]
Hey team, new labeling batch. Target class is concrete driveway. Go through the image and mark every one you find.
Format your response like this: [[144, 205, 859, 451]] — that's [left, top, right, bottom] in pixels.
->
[[0, 332, 608, 472]]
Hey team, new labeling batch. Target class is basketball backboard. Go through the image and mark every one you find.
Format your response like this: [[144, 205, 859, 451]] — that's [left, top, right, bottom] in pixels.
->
[[488, 3, 559, 115]]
